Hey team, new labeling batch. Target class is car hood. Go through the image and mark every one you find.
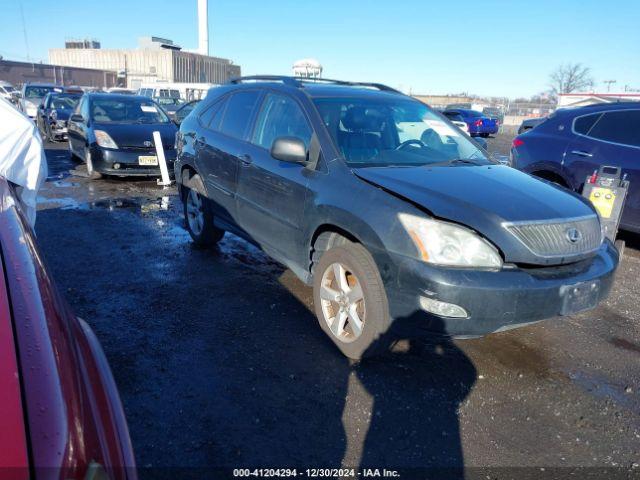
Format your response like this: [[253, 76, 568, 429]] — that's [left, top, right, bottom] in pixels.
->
[[354, 164, 599, 265], [92, 122, 177, 148]]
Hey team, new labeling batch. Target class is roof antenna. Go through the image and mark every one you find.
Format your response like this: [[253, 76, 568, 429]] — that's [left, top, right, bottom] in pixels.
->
[[20, 2, 31, 62]]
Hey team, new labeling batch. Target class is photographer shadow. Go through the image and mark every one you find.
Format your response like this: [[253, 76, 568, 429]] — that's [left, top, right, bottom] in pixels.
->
[[346, 314, 477, 478]]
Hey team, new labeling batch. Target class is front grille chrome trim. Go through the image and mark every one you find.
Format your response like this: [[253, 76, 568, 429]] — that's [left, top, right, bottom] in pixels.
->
[[502, 215, 602, 259]]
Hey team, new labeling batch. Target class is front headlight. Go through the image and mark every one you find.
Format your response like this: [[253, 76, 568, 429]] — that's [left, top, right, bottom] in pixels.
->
[[94, 130, 118, 149], [398, 213, 503, 268]]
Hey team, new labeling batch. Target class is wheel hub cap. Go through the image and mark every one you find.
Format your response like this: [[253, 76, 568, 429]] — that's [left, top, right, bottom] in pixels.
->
[[319, 262, 366, 343]]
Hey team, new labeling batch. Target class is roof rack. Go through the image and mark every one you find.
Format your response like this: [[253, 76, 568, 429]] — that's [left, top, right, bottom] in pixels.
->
[[228, 75, 402, 94], [228, 76, 300, 87]]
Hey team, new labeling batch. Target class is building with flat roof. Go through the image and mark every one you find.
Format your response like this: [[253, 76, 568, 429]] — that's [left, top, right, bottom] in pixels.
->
[[0, 59, 116, 88], [49, 37, 240, 90], [558, 92, 640, 108]]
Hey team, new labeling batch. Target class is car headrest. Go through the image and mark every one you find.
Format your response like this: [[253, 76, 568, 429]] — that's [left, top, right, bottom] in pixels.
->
[[342, 106, 383, 132]]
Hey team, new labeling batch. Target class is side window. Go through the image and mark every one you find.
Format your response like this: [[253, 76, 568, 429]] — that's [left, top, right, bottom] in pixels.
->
[[74, 97, 84, 115], [81, 98, 90, 120], [574, 113, 601, 135], [219, 90, 261, 140], [199, 97, 227, 131], [252, 93, 312, 150], [585, 110, 640, 148]]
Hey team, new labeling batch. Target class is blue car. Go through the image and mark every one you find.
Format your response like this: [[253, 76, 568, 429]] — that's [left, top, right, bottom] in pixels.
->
[[511, 102, 640, 233], [444, 108, 499, 137]]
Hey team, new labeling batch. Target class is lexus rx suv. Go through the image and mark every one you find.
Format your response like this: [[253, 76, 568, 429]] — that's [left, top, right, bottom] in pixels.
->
[[175, 76, 618, 359]]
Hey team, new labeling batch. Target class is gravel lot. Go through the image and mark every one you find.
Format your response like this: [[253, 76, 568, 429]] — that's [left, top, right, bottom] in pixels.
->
[[35, 137, 640, 478]]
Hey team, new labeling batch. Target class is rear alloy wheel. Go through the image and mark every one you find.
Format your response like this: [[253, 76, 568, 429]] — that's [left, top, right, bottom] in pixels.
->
[[183, 174, 224, 246], [313, 241, 390, 359]]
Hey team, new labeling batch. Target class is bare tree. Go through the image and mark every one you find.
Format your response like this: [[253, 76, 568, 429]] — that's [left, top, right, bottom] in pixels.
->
[[549, 63, 595, 97]]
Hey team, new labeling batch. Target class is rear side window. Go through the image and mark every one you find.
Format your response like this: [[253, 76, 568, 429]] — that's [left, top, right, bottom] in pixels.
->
[[573, 113, 601, 135], [199, 98, 227, 130], [252, 93, 312, 149], [585, 110, 640, 148], [219, 91, 261, 139]]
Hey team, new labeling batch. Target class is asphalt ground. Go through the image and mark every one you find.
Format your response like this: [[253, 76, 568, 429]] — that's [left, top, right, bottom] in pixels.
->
[[34, 136, 640, 479]]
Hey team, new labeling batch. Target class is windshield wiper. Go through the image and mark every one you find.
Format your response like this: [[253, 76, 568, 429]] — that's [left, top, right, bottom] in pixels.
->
[[428, 158, 486, 167]]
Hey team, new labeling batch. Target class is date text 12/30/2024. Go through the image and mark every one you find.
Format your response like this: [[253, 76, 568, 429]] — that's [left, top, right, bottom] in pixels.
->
[[233, 469, 401, 478]]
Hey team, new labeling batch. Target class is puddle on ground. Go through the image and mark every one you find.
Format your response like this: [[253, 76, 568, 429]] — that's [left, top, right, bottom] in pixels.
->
[[567, 369, 637, 413], [50, 180, 79, 188]]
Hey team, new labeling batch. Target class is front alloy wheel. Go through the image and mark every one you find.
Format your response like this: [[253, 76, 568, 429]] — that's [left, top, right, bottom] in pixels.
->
[[320, 262, 366, 343], [313, 241, 390, 359]]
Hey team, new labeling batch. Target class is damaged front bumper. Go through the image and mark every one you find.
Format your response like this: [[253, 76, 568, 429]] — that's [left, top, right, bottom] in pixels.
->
[[384, 240, 619, 338]]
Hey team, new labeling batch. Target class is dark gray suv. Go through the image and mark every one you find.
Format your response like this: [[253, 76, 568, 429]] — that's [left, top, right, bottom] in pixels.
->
[[175, 76, 618, 359]]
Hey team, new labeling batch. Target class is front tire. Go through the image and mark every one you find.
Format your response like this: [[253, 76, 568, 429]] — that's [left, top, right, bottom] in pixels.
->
[[183, 174, 224, 246], [313, 241, 391, 359]]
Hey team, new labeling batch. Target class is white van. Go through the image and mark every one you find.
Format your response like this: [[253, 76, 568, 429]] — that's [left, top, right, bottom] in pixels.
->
[[0, 81, 17, 103]]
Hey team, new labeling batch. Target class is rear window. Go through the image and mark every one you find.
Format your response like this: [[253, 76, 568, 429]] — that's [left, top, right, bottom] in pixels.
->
[[25, 86, 55, 98], [219, 91, 261, 139], [573, 113, 602, 135]]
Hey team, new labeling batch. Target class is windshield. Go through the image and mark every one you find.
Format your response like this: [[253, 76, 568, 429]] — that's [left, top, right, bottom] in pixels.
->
[[90, 97, 170, 124], [51, 95, 80, 110], [314, 98, 490, 167], [2, 86, 15, 93], [25, 86, 55, 99]]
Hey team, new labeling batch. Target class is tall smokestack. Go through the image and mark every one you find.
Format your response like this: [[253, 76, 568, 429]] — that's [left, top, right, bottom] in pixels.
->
[[198, 0, 209, 56]]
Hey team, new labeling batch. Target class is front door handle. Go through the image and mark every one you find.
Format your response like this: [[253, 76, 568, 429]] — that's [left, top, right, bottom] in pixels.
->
[[239, 154, 252, 166], [571, 150, 593, 158]]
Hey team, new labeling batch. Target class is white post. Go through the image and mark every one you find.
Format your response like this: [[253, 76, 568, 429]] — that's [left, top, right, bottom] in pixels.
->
[[153, 131, 172, 186]]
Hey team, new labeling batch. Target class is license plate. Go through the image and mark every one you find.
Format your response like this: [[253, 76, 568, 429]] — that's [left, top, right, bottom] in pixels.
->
[[138, 155, 158, 166], [559, 280, 600, 316]]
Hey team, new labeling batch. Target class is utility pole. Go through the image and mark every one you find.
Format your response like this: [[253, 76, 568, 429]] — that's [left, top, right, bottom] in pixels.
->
[[603, 80, 617, 92]]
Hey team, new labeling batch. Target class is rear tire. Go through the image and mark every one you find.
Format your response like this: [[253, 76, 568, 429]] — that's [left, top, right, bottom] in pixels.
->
[[313, 241, 391, 359], [183, 174, 224, 246]]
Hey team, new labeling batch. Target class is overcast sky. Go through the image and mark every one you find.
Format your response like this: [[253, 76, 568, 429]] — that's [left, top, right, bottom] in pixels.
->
[[1, 0, 638, 98]]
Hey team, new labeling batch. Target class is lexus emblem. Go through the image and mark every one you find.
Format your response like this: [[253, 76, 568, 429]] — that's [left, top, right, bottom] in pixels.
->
[[565, 228, 582, 243], [143, 140, 153, 147]]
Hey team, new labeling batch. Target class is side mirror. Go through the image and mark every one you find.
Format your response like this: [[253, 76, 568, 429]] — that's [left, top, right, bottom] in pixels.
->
[[70, 113, 84, 123], [270, 136, 307, 164]]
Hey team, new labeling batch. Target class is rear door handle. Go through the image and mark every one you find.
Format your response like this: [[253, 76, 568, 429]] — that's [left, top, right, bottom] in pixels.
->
[[239, 154, 252, 166], [571, 150, 593, 157]]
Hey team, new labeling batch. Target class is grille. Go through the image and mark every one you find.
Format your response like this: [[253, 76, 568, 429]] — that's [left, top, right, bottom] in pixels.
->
[[122, 144, 174, 151], [505, 215, 602, 258]]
